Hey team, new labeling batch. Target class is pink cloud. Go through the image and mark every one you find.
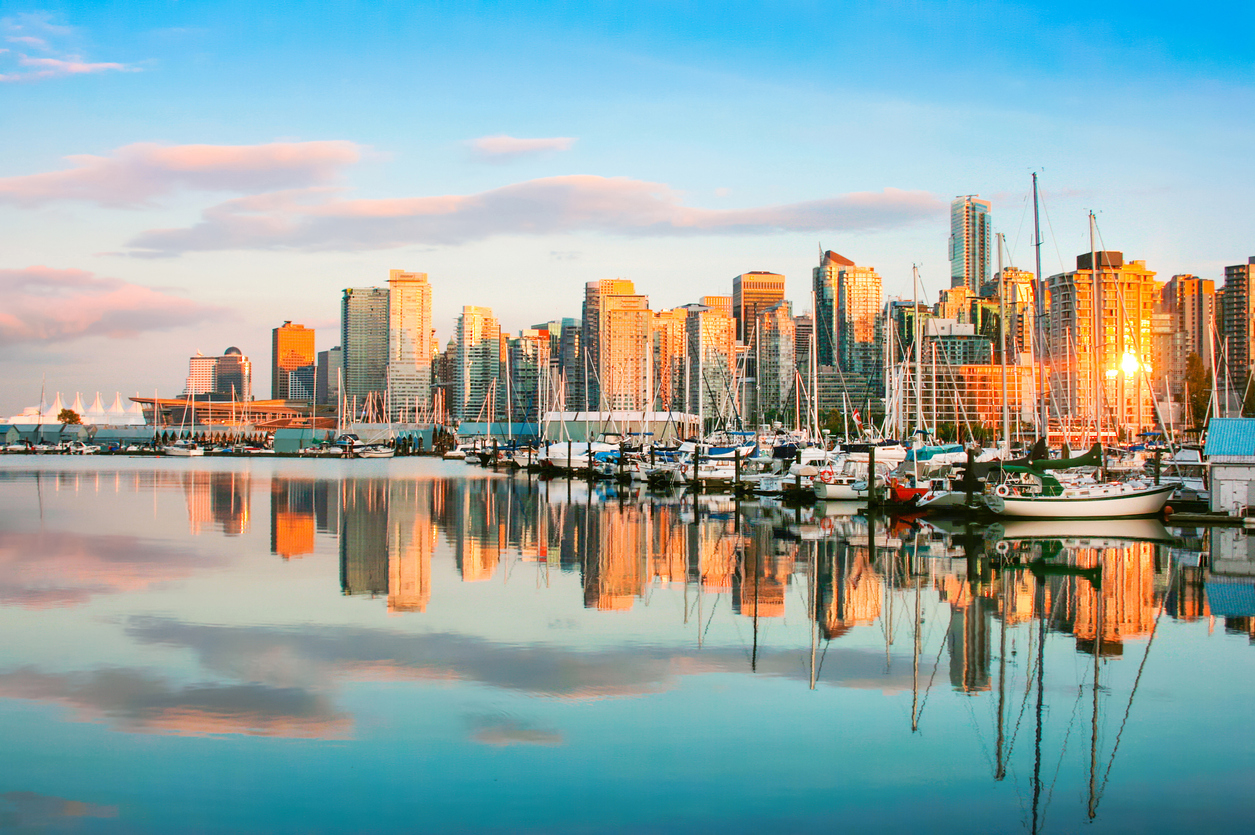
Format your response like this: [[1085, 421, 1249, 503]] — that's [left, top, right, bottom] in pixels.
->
[[0, 141, 361, 207], [468, 134, 577, 161], [124, 176, 944, 255], [0, 266, 227, 345]]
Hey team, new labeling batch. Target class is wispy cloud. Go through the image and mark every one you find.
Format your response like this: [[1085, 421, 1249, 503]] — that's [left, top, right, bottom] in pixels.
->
[[123, 176, 943, 256], [468, 134, 577, 162], [0, 141, 362, 208], [0, 12, 136, 82], [0, 266, 227, 345]]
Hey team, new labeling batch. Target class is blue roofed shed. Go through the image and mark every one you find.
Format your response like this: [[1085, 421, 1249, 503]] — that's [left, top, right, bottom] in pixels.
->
[[1203, 418, 1255, 515]]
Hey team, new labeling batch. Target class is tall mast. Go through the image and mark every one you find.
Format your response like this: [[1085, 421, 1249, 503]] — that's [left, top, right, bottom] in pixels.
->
[[913, 264, 923, 438], [1033, 173, 1047, 439], [998, 232, 1010, 456], [1090, 211, 1102, 441]]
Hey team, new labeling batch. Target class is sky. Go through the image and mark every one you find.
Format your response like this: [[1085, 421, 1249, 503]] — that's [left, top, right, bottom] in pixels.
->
[[1, 0, 1253, 411]]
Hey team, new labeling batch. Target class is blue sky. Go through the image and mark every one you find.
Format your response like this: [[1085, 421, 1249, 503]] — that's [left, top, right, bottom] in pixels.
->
[[1, 1, 1252, 409]]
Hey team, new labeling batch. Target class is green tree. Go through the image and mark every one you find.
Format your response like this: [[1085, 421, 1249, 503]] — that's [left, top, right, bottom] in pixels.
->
[[1243, 372, 1255, 418], [1184, 352, 1212, 430], [57, 408, 81, 425]]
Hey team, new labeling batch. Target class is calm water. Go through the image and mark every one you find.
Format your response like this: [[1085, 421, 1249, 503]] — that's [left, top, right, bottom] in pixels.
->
[[0, 456, 1251, 834]]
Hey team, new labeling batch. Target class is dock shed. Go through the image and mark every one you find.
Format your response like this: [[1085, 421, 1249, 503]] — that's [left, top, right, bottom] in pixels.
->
[[1204, 418, 1255, 515]]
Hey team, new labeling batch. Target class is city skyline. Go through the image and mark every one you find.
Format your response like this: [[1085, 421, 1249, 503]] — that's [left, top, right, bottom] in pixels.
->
[[2, 3, 1254, 415]]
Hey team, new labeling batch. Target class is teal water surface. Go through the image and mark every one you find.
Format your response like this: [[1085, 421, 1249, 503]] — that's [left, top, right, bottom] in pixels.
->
[[0, 456, 1251, 834]]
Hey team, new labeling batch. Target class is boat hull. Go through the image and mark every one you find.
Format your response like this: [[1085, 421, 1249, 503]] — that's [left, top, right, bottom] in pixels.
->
[[988, 483, 1174, 518]]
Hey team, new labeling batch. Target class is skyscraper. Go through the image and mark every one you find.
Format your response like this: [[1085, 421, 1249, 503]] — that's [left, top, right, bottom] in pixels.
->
[[949, 196, 992, 291], [386, 269, 434, 421], [1045, 251, 1157, 433], [1220, 257, 1255, 385], [454, 305, 502, 422], [732, 271, 785, 344], [652, 307, 689, 412], [315, 346, 342, 406], [582, 279, 651, 411], [756, 300, 795, 419], [271, 321, 315, 400], [837, 262, 883, 393], [813, 250, 854, 367], [341, 287, 390, 417], [685, 301, 736, 424], [182, 347, 252, 401], [1158, 274, 1216, 397]]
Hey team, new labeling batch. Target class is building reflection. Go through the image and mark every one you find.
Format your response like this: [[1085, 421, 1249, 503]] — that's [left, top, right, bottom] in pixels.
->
[[184, 471, 251, 536], [271, 478, 314, 559]]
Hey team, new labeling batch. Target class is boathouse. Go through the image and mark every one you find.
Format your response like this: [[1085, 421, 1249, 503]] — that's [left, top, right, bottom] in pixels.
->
[[1203, 418, 1255, 516]]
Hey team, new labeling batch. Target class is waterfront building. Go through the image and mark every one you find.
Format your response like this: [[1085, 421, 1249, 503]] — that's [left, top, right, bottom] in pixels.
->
[[315, 346, 342, 407], [837, 262, 883, 394], [732, 271, 785, 344], [684, 302, 736, 424], [813, 250, 854, 367], [387, 269, 434, 422], [652, 307, 689, 411], [182, 347, 252, 402], [272, 322, 315, 400], [453, 305, 502, 422], [1220, 257, 1255, 386], [1156, 275, 1215, 398], [341, 287, 390, 418], [755, 300, 795, 420], [506, 328, 552, 423], [905, 361, 1038, 435], [1045, 251, 1157, 435], [989, 267, 1036, 358], [287, 365, 316, 402], [582, 279, 652, 411], [949, 195, 992, 291]]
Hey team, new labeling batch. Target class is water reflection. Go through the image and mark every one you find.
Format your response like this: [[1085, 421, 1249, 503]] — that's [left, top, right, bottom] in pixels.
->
[[0, 460, 1252, 833]]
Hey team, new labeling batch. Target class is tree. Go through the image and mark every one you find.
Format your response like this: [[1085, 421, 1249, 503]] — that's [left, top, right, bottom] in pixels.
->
[[1183, 352, 1211, 430], [1243, 372, 1255, 418], [57, 408, 81, 425]]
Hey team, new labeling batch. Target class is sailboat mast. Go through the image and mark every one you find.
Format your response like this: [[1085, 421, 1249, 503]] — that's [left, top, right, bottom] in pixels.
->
[[998, 232, 1010, 456], [913, 264, 923, 439], [1090, 211, 1103, 443], [1033, 173, 1048, 439]]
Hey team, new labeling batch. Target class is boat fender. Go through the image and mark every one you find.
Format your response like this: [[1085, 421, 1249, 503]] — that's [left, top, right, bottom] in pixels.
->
[[820, 518, 835, 535], [995, 540, 1010, 555], [995, 484, 1011, 497]]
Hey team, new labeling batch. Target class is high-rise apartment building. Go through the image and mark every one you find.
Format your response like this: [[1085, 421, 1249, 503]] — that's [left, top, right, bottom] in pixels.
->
[[813, 250, 854, 367], [271, 322, 315, 400], [992, 267, 1036, 357], [949, 196, 992, 291], [756, 300, 795, 419], [1157, 275, 1215, 398], [506, 328, 552, 423], [1045, 251, 1157, 433], [387, 269, 434, 421], [582, 279, 651, 411], [341, 287, 390, 417], [182, 347, 252, 401], [794, 312, 813, 376], [652, 308, 689, 412], [453, 305, 501, 422], [315, 346, 342, 406], [685, 302, 736, 424], [732, 271, 785, 344], [837, 262, 883, 393], [1220, 257, 1255, 385]]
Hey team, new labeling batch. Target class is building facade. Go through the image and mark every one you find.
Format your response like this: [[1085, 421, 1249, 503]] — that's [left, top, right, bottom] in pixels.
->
[[341, 287, 390, 417], [837, 263, 883, 393], [732, 271, 785, 344], [1220, 257, 1255, 386], [582, 279, 651, 411], [756, 300, 795, 419], [813, 250, 854, 368], [386, 269, 434, 422], [271, 322, 315, 400], [182, 347, 252, 401], [453, 305, 502, 422], [685, 302, 736, 425], [949, 196, 992, 291]]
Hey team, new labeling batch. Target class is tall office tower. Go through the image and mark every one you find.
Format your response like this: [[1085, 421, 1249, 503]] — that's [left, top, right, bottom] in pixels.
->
[[341, 288, 390, 417], [756, 300, 795, 418], [949, 196, 992, 291], [182, 347, 251, 401], [992, 267, 1036, 356], [812, 250, 854, 367], [732, 271, 785, 343], [582, 279, 651, 411], [1220, 257, 1255, 385], [837, 262, 883, 393], [453, 305, 502, 422], [684, 301, 736, 424], [271, 321, 315, 400], [315, 346, 342, 407], [386, 269, 434, 422], [507, 328, 551, 423], [1158, 275, 1216, 397], [1046, 251, 1157, 433], [652, 308, 689, 411]]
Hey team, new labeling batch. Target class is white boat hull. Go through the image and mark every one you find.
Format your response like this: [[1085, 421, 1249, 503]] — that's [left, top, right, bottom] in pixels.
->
[[988, 483, 1174, 518]]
